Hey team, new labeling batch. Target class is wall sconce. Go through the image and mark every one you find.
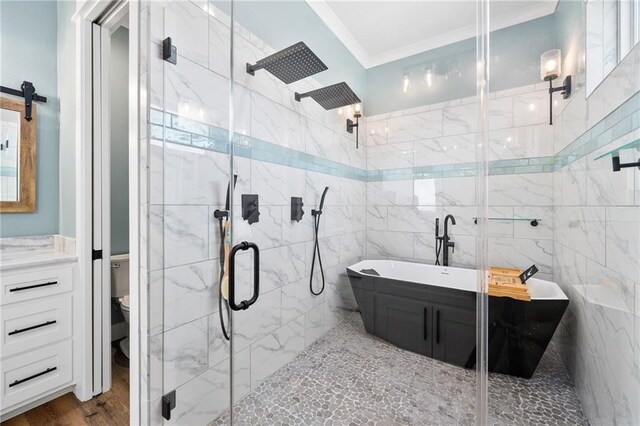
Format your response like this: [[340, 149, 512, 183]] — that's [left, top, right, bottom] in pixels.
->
[[540, 49, 571, 125], [346, 103, 362, 149]]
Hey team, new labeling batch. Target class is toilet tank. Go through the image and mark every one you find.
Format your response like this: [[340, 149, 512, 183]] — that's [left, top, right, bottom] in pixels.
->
[[111, 254, 130, 298]]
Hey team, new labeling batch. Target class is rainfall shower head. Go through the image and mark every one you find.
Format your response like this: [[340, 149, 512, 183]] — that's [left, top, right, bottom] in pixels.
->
[[294, 82, 361, 110], [246, 42, 328, 84]]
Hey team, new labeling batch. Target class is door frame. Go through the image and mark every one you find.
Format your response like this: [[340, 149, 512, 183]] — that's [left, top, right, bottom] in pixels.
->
[[91, 0, 130, 397], [73, 0, 140, 421]]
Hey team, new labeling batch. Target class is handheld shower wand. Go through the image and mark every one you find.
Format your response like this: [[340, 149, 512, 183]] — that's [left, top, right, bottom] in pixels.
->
[[214, 175, 237, 340], [310, 187, 329, 296]]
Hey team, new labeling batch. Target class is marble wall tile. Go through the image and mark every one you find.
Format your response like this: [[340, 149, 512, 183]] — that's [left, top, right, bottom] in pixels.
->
[[164, 205, 209, 268], [261, 243, 306, 292], [366, 206, 387, 231], [340, 231, 365, 264], [414, 134, 476, 166], [305, 303, 328, 346], [555, 206, 606, 263], [447, 235, 477, 268], [414, 233, 436, 263], [233, 288, 282, 352], [367, 142, 414, 170], [251, 161, 306, 205], [414, 176, 477, 206], [251, 93, 305, 151], [164, 143, 229, 205], [367, 180, 414, 206], [488, 125, 554, 160], [281, 278, 322, 325], [163, 317, 209, 391], [443, 103, 477, 136], [387, 205, 438, 233], [366, 230, 413, 259], [165, 57, 229, 128], [605, 207, 640, 283], [560, 157, 587, 206], [513, 90, 548, 126], [488, 96, 513, 130], [489, 173, 553, 206], [250, 316, 305, 390], [305, 119, 333, 159], [148, 205, 164, 271], [209, 15, 230, 78], [164, 260, 219, 330], [208, 313, 230, 368], [387, 110, 442, 143], [366, 119, 388, 145], [164, 0, 209, 68]]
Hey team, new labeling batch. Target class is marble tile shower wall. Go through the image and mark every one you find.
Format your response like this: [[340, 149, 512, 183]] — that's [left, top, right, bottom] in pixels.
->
[[364, 84, 555, 279], [143, 2, 365, 424], [552, 44, 640, 426]]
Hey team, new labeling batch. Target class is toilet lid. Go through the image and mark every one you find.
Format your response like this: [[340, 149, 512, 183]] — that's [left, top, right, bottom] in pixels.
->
[[121, 295, 130, 310]]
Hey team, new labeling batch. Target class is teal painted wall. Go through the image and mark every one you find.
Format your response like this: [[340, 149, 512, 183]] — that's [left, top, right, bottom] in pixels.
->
[[366, 15, 558, 115], [0, 0, 59, 237], [58, 0, 76, 237], [110, 27, 130, 255]]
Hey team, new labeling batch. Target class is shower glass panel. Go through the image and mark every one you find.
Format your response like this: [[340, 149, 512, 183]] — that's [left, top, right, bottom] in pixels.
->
[[485, 1, 640, 424], [224, 0, 489, 423], [145, 1, 235, 423]]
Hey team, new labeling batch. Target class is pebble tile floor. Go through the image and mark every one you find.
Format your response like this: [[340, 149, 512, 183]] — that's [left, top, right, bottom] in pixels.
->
[[213, 312, 588, 425]]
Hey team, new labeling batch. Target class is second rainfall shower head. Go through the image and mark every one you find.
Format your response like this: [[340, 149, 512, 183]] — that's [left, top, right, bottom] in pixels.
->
[[294, 82, 361, 110], [246, 42, 328, 84]]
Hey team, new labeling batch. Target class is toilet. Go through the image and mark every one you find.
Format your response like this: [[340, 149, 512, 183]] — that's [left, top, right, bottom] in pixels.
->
[[111, 254, 130, 359]]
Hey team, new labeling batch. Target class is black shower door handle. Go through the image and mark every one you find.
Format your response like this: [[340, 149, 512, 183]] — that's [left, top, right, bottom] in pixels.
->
[[228, 241, 260, 311]]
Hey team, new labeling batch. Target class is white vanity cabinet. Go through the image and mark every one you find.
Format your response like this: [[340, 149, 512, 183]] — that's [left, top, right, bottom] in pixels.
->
[[0, 260, 77, 418]]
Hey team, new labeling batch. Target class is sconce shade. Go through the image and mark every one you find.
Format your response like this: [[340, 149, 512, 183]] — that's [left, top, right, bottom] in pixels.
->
[[540, 49, 561, 81]]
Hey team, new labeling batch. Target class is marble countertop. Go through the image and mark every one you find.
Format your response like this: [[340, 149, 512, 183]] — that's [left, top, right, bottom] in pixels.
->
[[0, 235, 77, 271]]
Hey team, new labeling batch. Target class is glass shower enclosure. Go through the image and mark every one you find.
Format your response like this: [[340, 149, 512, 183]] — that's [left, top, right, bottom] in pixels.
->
[[137, 0, 491, 423]]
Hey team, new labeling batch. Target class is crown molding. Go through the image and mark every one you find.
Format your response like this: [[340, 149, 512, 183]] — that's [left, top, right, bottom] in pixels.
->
[[305, 0, 373, 68], [306, 0, 558, 69]]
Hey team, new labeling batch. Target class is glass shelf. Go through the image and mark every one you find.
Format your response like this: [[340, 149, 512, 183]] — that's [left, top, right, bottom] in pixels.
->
[[473, 218, 540, 226], [593, 137, 640, 161]]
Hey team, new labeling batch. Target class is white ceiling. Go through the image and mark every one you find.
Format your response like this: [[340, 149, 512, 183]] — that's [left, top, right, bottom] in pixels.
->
[[306, 0, 559, 69]]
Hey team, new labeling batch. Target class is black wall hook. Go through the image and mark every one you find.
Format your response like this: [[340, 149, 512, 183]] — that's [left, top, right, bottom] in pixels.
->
[[0, 81, 47, 121]]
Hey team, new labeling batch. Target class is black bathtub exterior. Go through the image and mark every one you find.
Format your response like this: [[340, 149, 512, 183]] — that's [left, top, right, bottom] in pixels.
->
[[347, 268, 568, 379]]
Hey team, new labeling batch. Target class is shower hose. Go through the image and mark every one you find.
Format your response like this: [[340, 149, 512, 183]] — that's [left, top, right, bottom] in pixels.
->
[[310, 187, 329, 296], [309, 211, 326, 296]]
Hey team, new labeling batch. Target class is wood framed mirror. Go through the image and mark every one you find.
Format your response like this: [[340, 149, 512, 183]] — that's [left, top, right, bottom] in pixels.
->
[[0, 97, 36, 212]]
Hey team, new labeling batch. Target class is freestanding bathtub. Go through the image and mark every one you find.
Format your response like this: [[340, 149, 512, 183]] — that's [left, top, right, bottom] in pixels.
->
[[346, 260, 568, 378]]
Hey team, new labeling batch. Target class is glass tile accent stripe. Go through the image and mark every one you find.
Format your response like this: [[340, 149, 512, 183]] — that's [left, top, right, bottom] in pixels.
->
[[149, 90, 640, 182]]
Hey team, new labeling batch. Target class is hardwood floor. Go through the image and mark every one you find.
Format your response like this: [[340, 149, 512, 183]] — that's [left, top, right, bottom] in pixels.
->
[[2, 347, 130, 426]]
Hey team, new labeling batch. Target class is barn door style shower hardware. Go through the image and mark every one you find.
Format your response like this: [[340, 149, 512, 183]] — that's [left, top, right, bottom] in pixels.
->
[[0, 81, 47, 121]]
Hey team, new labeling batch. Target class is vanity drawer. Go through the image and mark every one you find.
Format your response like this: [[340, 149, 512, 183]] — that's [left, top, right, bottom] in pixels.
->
[[0, 264, 73, 306], [1, 295, 72, 358], [0, 340, 72, 411]]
